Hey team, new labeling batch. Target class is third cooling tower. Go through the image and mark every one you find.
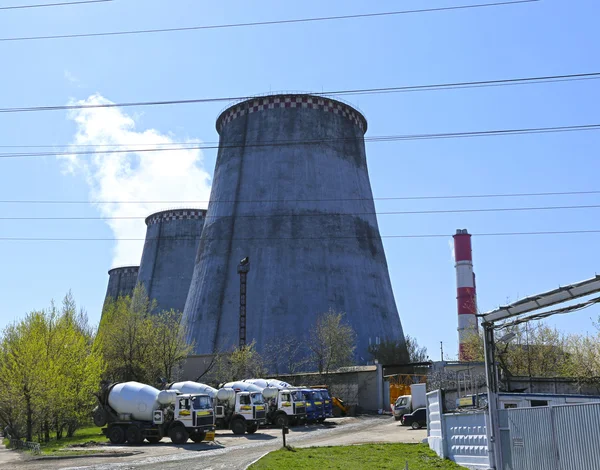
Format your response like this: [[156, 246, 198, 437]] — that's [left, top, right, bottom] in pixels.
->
[[137, 209, 206, 314], [182, 94, 407, 365]]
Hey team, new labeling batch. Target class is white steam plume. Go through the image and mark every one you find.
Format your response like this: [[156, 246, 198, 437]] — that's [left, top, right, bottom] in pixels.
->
[[62, 93, 212, 267]]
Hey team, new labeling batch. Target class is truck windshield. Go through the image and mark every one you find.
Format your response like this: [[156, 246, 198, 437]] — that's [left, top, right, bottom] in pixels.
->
[[192, 395, 212, 410], [396, 397, 409, 407], [251, 393, 264, 405], [291, 391, 304, 402], [313, 391, 323, 400]]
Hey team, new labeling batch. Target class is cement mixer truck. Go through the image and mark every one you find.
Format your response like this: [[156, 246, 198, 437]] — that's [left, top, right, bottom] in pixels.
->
[[240, 379, 307, 427], [93, 381, 215, 445], [167, 381, 266, 435]]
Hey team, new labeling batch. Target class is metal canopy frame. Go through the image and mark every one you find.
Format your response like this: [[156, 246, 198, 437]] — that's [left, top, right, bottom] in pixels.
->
[[480, 274, 600, 470]]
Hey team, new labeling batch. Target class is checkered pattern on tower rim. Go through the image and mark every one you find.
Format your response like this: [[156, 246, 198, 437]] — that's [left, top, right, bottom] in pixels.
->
[[217, 95, 366, 133], [146, 209, 207, 226], [108, 266, 139, 275]]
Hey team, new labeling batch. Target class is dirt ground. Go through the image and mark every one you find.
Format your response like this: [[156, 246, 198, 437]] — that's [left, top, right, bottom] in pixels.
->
[[0, 416, 428, 470]]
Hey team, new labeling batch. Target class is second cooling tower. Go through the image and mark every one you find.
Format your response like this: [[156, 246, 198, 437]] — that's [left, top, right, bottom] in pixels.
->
[[137, 209, 206, 314], [182, 94, 407, 364]]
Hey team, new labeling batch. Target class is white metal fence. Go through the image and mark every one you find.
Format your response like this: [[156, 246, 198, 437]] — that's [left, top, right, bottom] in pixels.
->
[[500, 402, 600, 470], [427, 390, 492, 469]]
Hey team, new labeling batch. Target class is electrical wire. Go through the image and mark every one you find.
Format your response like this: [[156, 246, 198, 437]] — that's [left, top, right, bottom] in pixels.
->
[[0, 70, 592, 114], [2, 230, 600, 241], [0, 0, 111, 10], [1, 123, 600, 159], [4, 204, 600, 220], [2, 190, 600, 205], [0, 1, 539, 43]]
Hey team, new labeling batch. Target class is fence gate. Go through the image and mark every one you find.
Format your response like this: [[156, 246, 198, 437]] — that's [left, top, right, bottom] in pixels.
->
[[503, 402, 600, 470]]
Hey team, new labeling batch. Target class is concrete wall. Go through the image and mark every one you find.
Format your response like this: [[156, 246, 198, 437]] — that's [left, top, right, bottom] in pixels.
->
[[428, 389, 492, 470], [104, 266, 139, 302], [180, 354, 218, 382], [182, 94, 407, 368], [137, 209, 206, 314], [274, 365, 382, 411]]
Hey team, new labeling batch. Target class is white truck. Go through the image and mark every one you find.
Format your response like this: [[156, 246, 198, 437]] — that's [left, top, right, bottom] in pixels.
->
[[168, 381, 267, 435], [239, 379, 307, 427], [93, 381, 215, 445], [393, 383, 427, 421]]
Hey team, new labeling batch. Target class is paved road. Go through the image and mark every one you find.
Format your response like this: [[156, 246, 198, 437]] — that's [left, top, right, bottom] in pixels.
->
[[0, 417, 427, 470]]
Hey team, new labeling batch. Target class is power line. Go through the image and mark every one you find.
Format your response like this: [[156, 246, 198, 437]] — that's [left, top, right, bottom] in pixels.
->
[[1, 123, 600, 159], [0, 70, 592, 114], [4, 204, 600, 220], [1, 230, 600, 241], [0, 0, 111, 10], [0, 1, 538, 43], [2, 190, 600, 205]]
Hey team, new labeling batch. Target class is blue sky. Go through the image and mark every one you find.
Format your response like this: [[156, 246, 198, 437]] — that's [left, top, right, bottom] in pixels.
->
[[1, 0, 600, 360]]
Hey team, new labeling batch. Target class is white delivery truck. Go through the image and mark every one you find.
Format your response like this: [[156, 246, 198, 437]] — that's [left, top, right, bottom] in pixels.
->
[[393, 383, 427, 421]]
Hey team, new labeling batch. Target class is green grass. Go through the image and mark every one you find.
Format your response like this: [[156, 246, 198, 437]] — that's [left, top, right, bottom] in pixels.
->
[[249, 443, 464, 470], [34, 426, 106, 455]]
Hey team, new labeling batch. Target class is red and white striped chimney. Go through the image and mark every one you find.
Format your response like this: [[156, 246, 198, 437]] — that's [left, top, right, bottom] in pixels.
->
[[454, 229, 478, 361]]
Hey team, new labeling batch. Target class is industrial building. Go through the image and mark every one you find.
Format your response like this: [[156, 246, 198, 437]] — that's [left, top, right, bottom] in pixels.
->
[[137, 209, 206, 314], [104, 266, 139, 304], [181, 94, 408, 367]]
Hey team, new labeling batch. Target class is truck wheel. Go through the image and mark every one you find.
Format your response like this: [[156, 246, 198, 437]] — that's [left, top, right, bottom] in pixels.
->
[[93, 407, 107, 427], [274, 413, 289, 428], [411, 421, 421, 430], [126, 425, 144, 445], [190, 431, 206, 443], [146, 437, 161, 444], [108, 426, 126, 445], [246, 423, 258, 434], [169, 426, 189, 444], [317, 418, 326, 424], [231, 419, 246, 435]]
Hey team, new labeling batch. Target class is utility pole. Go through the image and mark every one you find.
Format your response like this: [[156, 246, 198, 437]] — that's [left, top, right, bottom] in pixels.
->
[[440, 341, 444, 361], [237, 257, 250, 349]]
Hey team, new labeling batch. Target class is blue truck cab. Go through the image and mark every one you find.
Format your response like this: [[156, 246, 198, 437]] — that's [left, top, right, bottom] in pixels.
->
[[318, 389, 334, 420], [300, 389, 325, 423]]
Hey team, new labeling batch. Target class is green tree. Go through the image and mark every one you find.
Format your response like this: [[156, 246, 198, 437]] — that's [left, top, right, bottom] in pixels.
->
[[211, 341, 266, 384], [309, 309, 356, 380], [0, 294, 103, 442], [462, 322, 571, 378], [151, 310, 194, 382], [96, 285, 157, 383], [97, 285, 192, 385]]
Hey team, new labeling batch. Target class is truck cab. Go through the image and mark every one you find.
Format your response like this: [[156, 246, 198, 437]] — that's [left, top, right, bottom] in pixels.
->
[[172, 394, 214, 432], [318, 389, 334, 420], [301, 389, 325, 423], [215, 390, 266, 435], [265, 389, 306, 427], [393, 395, 412, 420]]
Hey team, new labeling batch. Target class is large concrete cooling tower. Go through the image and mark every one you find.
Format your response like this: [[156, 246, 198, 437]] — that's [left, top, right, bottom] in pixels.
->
[[137, 209, 206, 314], [105, 266, 139, 302], [182, 94, 407, 365]]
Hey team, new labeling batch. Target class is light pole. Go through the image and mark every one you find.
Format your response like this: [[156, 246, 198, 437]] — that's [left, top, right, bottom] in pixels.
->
[[237, 257, 250, 349]]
